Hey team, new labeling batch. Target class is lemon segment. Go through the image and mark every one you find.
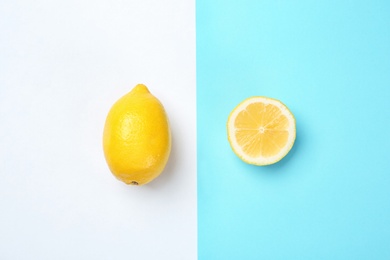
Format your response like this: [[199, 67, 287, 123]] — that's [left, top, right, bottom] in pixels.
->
[[103, 84, 171, 185], [227, 96, 296, 166]]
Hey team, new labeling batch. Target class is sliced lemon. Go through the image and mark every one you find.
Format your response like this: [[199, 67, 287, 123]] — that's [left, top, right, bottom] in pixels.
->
[[227, 96, 296, 166]]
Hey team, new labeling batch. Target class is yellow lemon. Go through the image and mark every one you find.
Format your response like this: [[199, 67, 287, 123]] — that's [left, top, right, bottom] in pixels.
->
[[227, 96, 296, 166], [103, 84, 171, 185]]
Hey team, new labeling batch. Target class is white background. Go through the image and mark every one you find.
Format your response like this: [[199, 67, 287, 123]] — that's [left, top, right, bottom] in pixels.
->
[[0, 0, 197, 259]]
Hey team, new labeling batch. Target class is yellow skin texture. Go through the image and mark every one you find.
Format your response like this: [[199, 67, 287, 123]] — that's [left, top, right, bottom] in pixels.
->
[[103, 84, 171, 185]]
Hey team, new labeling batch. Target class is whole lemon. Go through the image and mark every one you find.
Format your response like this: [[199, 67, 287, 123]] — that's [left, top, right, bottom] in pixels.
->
[[103, 84, 171, 185]]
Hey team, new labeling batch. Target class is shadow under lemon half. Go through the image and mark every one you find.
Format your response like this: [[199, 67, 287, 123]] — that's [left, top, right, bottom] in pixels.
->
[[103, 84, 171, 185]]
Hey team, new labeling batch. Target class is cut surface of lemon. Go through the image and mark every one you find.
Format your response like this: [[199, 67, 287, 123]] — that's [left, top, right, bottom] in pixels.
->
[[227, 96, 296, 166]]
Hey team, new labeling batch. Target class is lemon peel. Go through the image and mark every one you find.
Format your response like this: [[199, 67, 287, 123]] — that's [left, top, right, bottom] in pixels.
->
[[103, 84, 171, 185]]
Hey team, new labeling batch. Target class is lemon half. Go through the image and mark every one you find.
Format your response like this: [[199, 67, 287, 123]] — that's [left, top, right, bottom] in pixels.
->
[[227, 96, 296, 166]]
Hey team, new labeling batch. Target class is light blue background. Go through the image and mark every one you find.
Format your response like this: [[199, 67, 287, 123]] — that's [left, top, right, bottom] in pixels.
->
[[197, 0, 390, 259]]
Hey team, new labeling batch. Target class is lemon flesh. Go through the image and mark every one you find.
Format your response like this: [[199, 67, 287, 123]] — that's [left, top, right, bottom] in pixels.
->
[[227, 96, 296, 166], [103, 84, 171, 185]]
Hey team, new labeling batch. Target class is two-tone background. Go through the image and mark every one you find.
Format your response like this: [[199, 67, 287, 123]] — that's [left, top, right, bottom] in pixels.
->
[[1, 0, 390, 259]]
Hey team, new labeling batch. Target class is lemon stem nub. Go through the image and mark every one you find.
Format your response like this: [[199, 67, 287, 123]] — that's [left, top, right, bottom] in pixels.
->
[[130, 181, 139, 185]]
